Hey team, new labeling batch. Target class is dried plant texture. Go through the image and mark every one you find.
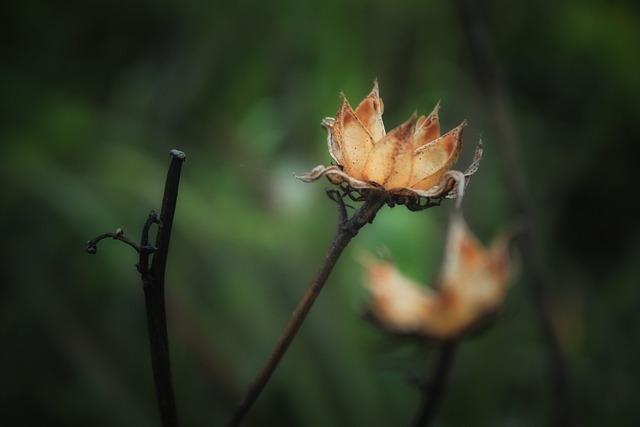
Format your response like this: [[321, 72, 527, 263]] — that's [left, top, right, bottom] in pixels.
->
[[296, 82, 482, 208], [364, 213, 513, 340]]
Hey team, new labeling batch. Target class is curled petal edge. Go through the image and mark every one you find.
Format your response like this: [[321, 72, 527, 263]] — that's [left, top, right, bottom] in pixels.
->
[[295, 141, 483, 206]]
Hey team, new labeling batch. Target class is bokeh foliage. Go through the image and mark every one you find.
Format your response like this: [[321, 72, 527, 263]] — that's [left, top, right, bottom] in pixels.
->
[[2, 0, 639, 425]]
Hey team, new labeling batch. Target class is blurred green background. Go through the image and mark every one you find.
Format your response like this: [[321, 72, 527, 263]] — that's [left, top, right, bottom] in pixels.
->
[[2, 0, 639, 425]]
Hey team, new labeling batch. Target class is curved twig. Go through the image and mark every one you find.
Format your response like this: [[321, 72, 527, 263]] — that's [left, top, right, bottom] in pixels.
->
[[85, 228, 141, 254], [227, 191, 386, 426]]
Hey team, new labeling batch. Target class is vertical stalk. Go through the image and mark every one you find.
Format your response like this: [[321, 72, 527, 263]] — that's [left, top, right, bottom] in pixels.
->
[[411, 341, 458, 427], [141, 149, 186, 427], [454, 2, 574, 425], [227, 195, 385, 426]]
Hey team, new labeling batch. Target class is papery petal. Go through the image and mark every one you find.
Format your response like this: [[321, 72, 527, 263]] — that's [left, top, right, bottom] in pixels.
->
[[364, 258, 436, 333], [294, 165, 340, 183], [414, 102, 441, 148], [439, 213, 511, 312], [440, 213, 485, 290], [409, 121, 466, 191], [354, 81, 386, 141], [322, 117, 343, 165], [361, 214, 512, 340], [463, 140, 483, 178], [480, 232, 512, 307], [363, 115, 416, 188], [394, 170, 464, 200], [333, 96, 375, 180], [294, 165, 379, 190], [363, 257, 474, 339]]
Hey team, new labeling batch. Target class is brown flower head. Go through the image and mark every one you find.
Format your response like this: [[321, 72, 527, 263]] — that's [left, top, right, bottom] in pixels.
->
[[297, 82, 482, 208], [363, 213, 513, 340]]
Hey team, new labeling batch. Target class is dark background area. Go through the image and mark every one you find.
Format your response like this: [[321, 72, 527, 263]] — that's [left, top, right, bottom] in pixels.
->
[[2, 0, 639, 425]]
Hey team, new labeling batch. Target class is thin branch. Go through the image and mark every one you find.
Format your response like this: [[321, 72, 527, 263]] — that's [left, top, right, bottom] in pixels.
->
[[411, 341, 457, 427], [85, 149, 186, 427], [454, 1, 574, 425], [137, 211, 159, 274], [85, 228, 141, 254], [227, 192, 386, 426]]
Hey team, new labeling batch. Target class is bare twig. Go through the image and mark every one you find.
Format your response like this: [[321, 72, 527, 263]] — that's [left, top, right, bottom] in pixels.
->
[[454, 2, 574, 425], [85, 228, 141, 254], [86, 149, 186, 427], [136, 211, 159, 274], [227, 191, 387, 426], [139, 150, 186, 427], [411, 341, 458, 427]]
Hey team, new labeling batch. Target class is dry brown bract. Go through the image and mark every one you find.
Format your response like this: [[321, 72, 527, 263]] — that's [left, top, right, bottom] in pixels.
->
[[363, 213, 513, 340], [296, 82, 482, 205]]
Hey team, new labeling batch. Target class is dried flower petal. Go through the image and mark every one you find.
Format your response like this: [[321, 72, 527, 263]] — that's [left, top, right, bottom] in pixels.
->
[[440, 213, 511, 315], [297, 82, 481, 207], [363, 257, 436, 333], [363, 115, 416, 188], [353, 81, 385, 141], [410, 121, 466, 191], [413, 102, 441, 149], [363, 213, 513, 339], [332, 97, 374, 180]]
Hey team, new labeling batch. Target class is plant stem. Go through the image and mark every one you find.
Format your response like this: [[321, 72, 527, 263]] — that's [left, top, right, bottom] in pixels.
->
[[411, 341, 457, 427], [454, 2, 574, 425], [227, 193, 386, 426], [139, 150, 186, 427]]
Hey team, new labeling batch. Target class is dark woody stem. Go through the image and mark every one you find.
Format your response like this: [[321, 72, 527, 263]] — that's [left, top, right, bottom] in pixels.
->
[[411, 341, 458, 427], [139, 150, 185, 427], [227, 191, 386, 426], [85, 149, 186, 427]]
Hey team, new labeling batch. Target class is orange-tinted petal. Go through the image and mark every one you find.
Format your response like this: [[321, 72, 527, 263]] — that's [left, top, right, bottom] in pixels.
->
[[363, 115, 416, 188], [414, 102, 441, 148], [440, 213, 485, 290], [439, 213, 511, 313], [409, 121, 465, 190], [362, 215, 512, 340], [364, 258, 435, 333], [333, 95, 375, 180], [354, 81, 385, 141], [363, 256, 481, 339]]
